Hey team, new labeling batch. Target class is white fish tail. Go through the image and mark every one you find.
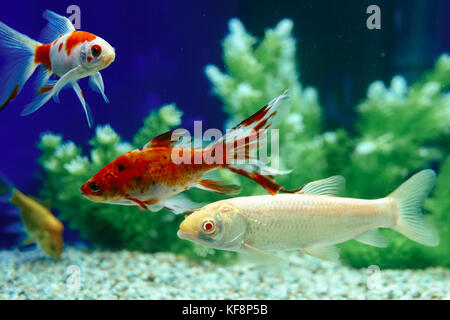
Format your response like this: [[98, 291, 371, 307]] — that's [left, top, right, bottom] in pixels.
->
[[0, 21, 40, 111], [389, 169, 439, 246]]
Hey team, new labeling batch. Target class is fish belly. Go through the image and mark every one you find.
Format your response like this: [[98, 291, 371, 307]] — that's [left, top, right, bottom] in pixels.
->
[[232, 194, 393, 251], [128, 183, 187, 203]]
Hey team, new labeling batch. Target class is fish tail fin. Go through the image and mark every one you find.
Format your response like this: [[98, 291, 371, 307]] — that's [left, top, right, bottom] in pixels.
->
[[209, 93, 291, 195], [0, 172, 14, 202], [0, 21, 41, 111], [389, 169, 439, 246]]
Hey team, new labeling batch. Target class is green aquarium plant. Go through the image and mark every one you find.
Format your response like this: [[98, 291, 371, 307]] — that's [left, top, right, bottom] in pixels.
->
[[37, 105, 233, 263], [206, 18, 327, 196], [205, 18, 450, 269]]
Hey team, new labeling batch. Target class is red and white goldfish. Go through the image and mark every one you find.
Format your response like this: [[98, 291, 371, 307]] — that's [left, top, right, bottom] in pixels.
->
[[0, 10, 115, 127], [81, 94, 291, 214], [177, 170, 440, 261], [0, 174, 64, 259]]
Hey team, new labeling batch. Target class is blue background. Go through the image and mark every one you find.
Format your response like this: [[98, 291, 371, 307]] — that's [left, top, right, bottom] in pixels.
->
[[0, 0, 448, 246]]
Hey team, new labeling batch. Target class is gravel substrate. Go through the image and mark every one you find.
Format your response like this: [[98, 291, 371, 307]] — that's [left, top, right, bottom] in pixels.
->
[[0, 246, 448, 299]]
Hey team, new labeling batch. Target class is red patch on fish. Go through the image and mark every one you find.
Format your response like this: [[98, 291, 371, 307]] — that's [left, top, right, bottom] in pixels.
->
[[58, 43, 63, 52], [239, 104, 271, 127], [34, 44, 51, 69], [38, 86, 53, 95], [65, 31, 96, 56], [0, 84, 19, 111]]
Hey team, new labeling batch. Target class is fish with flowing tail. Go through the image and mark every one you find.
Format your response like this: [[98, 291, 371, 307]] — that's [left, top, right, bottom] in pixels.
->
[[81, 94, 291, 214], [177, 170, 440, 261], [0, 10, 115, 127]]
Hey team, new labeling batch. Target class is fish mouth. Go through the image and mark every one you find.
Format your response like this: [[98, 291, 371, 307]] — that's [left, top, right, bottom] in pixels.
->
[[80, 189, 90, 199], [177, 230, 197, 241], [102, 53, 115, 67]]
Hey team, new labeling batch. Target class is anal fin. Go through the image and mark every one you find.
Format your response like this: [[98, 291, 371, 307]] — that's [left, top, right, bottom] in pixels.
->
[[354, 229, 389, 248], [196, 179, 241, 195], [20, 236, 36, 247]]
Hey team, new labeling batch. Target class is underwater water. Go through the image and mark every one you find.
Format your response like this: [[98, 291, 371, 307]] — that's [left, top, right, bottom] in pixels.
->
[[0, 0, 449, 301]]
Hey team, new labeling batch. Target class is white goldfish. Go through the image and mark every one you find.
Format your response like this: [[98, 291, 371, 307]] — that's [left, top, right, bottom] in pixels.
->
[[177, 170, 440, 261], [0, 10, 115, 127]]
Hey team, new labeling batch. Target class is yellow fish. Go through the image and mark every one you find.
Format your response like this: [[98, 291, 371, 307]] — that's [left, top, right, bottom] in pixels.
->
[[177, 170, 439, 261], [1, 175, 64, 259]]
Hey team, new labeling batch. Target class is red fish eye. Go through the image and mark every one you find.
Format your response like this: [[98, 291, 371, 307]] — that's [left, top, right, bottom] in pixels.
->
[[202, 219, 215, 234], [91, 45, 102, 57]]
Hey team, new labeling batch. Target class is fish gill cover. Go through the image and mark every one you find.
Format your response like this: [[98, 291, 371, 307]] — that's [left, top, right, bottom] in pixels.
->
[[37, 18, 450, 268]]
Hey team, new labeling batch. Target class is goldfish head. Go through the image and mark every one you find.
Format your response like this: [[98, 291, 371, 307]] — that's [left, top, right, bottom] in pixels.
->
[[177, 201, 247, 251], [38, 230, 64, 259], [81, 36, 115, 71], [80, 158, 125, 203]]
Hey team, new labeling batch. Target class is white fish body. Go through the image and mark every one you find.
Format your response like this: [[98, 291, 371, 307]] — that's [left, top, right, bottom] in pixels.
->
[[227, 194, 394, 251], [178, 170, 440, 261]]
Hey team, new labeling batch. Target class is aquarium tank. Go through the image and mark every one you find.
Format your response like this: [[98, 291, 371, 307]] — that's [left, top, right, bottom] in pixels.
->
[[0, 0, 448, 303]]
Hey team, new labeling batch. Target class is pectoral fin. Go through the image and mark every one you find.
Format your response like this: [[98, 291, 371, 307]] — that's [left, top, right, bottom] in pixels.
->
[[23, 65, 83, 115], [241, 242, 286, 266], [163, 193, 204, 215], [354, 229, 389, 248], [89, 72, 109, 103], [243, 242, 288, 262], [72, 82, 94, 128], [52, 65, 84, 102], [303, 245, 340, 261], [20, 236, 36, 246]]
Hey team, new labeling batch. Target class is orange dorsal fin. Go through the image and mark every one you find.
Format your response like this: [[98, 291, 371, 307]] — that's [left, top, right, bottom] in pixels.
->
[[143, 129, 191, 149], [143, 130, 178, 148]]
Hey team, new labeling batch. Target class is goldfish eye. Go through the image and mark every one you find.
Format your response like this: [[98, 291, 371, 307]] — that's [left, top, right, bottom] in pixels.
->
[[89, 181, 101, 193], [201, 219, 215, 234], [91, 45, 101, 58]]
